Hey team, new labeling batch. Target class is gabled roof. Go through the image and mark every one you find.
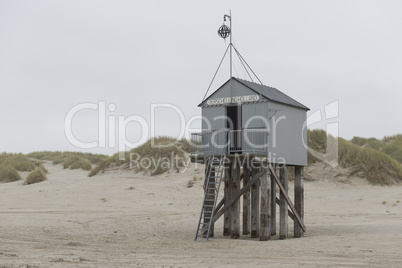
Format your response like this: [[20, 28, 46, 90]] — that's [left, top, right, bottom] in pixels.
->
[[199, 77, 309, 110]]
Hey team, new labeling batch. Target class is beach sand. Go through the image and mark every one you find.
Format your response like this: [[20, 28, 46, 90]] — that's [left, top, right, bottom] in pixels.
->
[[0, 162, 401, 267]]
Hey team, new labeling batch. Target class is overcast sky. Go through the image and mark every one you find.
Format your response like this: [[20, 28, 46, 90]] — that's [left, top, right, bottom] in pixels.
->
[[1, 0, 401, 155]]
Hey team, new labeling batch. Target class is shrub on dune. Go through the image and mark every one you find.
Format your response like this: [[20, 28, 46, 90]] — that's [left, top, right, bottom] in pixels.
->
[[38, 164, 48, 174], [88, 159, 111, 177], [127, 137, 187, 176], [88, 137, 190, 177], [63, 156, 92, 171], [27, 151, 109, 166], [0, 166, 22, 183], [24, 166, 47, 185], [308, 129, 402, 185], [0, 152, 35, 172]]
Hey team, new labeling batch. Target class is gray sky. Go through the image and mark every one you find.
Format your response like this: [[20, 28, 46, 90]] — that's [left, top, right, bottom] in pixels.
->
[[1, 0, 401, 155]]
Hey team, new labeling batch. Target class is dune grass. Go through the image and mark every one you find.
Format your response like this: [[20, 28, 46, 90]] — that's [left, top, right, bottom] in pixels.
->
[[187, 175, 203, 188], [38, 164, 48, 174], [308, 129, 402, 185], [0, 152, 36, 172], [24, 165, 47, 185], [88, 159, 111, 177], [0, 153, 36, 183], [0, 166, 22, 183], [178, 138, 192, 153], [63, 156, 92, 171], [4, 132, 401, 185], [89, 137, 190, 177], [28, 151, 108, 172], [351, 134, 402, 164], [127, 136, 186, 175], [28, 151, 108, 164]]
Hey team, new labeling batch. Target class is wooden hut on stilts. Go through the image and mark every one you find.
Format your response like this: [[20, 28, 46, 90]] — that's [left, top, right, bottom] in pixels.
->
[[192, 12, 309, 241]]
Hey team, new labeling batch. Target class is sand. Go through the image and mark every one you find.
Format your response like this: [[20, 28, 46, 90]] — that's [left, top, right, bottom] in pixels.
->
[[0, 161, 402, 267]]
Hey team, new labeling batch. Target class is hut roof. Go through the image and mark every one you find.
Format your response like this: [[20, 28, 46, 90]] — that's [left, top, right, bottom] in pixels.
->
[[199, 77, 309, 110]]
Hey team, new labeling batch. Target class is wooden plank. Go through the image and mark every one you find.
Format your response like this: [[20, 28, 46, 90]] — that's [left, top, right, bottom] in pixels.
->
[[259, 169, 271, 241], [270, 164, 277, 236], [242, 166, 251, 235], [223, 164, 231, 236], [250, 166, 260, 238], [214, 198, 224, 216], [212, 168, 268, 223], [294, 166, 304, 238], [230, 161, 240, 239], [269, 165, 306, 232], [301, 167, 305, 221], [275, 197, 295, 221], [279, 165, 288, 239]]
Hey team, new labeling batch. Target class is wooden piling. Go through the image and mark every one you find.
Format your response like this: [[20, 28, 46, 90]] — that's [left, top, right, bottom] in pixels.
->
[[242, 165, 251, 235], [212, 168, 268, 224], [269, 165, 306, 233], [279, 164, 288, 240], [270, 164, 276, 236], [223, 162, 231, 236], [259, 168, 271, 241], [230, 159, 240, 239], [250, 166, 260, 238], [294, 166, 304, 238]]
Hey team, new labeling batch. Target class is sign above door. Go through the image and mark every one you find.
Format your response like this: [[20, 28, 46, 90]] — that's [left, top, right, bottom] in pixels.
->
[[206, 95, 260, 106]]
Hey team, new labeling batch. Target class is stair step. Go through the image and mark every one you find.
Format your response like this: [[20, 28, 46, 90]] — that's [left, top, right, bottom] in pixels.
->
[[195, 156, 227, 241], [209, 175, 222, 178]]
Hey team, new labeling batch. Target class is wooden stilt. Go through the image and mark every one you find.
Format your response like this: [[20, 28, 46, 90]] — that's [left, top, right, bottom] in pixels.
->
[[213, 168, 268, 223], [242, 165, 251, 235], [259, 168, 271, 241], [203, 166, 215, 237], [269, 165, 306, 233], [294, 166, 304, 238], [230, 159, 240, 239], [270, 164, 276, 236], [250, 166, 260, 238], [279, 164, 288, 240], [301, 167, 304, 222], [223, 163, 231, 236]]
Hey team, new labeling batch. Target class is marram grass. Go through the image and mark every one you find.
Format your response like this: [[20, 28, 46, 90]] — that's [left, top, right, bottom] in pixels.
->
[[309, 129, 402, 185], [24, 165, 47, 185], [0, 166, 22, 183]]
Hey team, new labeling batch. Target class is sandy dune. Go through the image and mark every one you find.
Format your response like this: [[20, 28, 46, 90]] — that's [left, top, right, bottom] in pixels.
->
[[0, 162, 402, 267]]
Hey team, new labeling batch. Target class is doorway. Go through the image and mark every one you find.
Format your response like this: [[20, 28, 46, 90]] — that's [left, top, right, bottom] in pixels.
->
[[227, 105, 242, 153]]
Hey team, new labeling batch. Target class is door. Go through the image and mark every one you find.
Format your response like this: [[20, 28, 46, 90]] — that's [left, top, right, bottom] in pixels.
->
[[227, 105, 242, 154]]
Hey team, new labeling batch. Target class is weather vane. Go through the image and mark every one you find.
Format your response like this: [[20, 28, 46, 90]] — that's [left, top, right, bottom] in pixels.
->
[[217, 12, 233, 77], [218, 14, 231, 39], [203, 11, 263, 101], [218, 24, 230, 39]]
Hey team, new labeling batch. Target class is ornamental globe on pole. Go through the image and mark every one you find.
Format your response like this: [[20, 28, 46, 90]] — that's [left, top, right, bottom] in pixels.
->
[[218, 25, 231, 39]]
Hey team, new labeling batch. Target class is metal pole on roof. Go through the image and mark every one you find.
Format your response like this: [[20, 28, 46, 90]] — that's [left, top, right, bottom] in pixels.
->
[[229, 10, 232, 78], [223, 12, 232, 78]]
